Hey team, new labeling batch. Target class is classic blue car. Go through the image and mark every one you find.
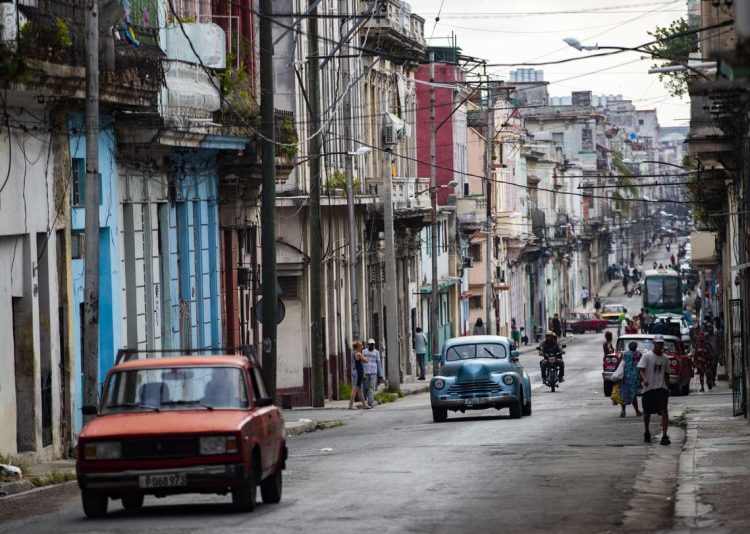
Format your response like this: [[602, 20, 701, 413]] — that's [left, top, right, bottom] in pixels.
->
[[430, 336, 532, 423]]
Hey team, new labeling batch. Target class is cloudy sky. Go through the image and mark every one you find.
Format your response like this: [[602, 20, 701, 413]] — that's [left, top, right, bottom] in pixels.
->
[[407, 0, 690, 126]]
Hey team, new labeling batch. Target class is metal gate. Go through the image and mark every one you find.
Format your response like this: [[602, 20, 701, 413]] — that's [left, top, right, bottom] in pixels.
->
[[729, 299, 746, 417]]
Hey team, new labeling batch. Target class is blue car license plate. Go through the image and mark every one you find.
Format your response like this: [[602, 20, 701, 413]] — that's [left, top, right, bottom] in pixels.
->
[[464, 397, 488, 405]]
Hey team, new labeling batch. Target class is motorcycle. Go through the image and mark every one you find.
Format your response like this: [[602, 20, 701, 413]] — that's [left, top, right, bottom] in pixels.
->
[[540, 346, 564, 392]]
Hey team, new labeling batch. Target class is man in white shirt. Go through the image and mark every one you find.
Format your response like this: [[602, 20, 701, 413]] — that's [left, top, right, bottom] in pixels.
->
[[363, 339, 384, 407], [637, 335, 671, 445], [414, 327, 428, 380]]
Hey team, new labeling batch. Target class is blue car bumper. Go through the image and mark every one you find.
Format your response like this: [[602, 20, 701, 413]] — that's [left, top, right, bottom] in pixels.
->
[[431, 393, 519, 409]]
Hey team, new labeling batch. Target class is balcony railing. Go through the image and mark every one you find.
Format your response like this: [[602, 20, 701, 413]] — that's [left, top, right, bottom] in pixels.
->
[[359, 0, 426, 60], [457, 195, 487, 228], [368, 176, 431, 210]]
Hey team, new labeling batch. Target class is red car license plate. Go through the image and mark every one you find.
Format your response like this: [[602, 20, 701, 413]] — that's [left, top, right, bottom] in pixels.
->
[[138, 473, 187, 488]]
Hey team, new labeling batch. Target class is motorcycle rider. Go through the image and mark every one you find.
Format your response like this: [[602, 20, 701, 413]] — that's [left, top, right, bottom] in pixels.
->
[[539, 331, 565, 384]]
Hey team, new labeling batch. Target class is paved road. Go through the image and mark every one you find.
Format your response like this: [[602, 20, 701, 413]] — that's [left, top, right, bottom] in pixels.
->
[[1, 337, 687, 533], [1, 244, 692, 533]]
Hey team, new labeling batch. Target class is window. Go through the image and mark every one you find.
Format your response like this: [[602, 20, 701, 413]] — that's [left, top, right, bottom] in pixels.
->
[[445, 343, 507, 361], [470, 243, 482, 262], [469, 295, 482, 309], [71, 158, 85, 207], [278, 276, 300, 299], [71, 158, 103, 207], [581, 127, 593, 151], [552, 132, 564, 145], [101, 366, 250, 412], [638, 119, 644, 125]]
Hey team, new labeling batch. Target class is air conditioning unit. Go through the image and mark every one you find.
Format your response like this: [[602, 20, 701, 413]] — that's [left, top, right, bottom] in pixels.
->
[[463, 257, 474, 268], [383, 112, 407, 145]]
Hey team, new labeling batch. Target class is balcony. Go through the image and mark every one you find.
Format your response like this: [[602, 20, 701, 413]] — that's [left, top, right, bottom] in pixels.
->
[[360, 0, 426, 63], [494, 211, 527, 240], [457, 195, 487, 230], [1, 3, 163, 106], [366, 176, 431, 231]]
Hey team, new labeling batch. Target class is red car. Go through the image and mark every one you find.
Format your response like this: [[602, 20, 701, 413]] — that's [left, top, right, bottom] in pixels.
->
[[76, 349, 286, 518], [601, 334, 692, 397], [565, 310, 608, 335]]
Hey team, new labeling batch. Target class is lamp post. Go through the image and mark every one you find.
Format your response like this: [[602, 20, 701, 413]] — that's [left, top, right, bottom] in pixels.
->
[[562, 38, 714, 78]]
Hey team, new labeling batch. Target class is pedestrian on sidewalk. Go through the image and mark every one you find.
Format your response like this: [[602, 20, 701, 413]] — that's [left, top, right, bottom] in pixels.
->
[[594, 295, 602, 315], [520, 327, 529, 346], [348, 341, 370, 410], [602, 331, 614, 358], [692, 331, 715, 392], [363, 339, 384, 407], [694, 292, 702, 319], [552, 313, 562, 339], [611, 341, 643, 418], [473, 317, 485, 335], [638, 335, 671, 445], [511, 318, 521, 346], [581, 287, 589, 308], [414, 327, 427, 381]]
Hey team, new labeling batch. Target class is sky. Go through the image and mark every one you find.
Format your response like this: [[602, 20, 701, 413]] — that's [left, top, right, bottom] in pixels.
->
[[408, 0, 690, 126]]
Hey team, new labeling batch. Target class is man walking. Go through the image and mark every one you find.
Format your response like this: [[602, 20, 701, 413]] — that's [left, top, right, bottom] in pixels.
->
[[552, 313, 562, 339], [581, 287, 589, 308], [638, 335, 671, 445], [363, 339, 384, 407], [414, 327, 427, 381]]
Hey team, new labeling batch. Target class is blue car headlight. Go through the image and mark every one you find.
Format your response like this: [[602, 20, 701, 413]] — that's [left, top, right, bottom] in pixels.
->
[[503, 375, 515, 386], [433, 379, 445, 390]]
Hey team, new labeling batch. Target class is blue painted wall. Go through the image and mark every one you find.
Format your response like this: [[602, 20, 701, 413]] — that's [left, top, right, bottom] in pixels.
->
[[169, 151, 222, 350], [69, 115, 123, 432]]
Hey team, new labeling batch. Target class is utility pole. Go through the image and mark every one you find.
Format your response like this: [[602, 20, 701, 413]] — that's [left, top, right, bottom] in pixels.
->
[[383, 140, 400, 389], [485, 83, 494, 335], [341, 0, 360, 343], [82, 0, 100, 420], [429, 52, 440, 374], [259, 0, 278, 399], [308, 2, 325, 407]]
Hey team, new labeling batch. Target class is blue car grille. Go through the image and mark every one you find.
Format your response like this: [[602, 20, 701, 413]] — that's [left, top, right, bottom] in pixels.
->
[[448, 379, 501, 395]]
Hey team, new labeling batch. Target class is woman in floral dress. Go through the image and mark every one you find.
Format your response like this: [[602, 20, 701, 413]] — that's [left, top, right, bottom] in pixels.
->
[[612, 340, 643, 417]]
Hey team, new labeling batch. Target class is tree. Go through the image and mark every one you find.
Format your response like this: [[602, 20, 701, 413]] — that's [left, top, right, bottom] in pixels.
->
[[610, 151, 638, 215], [643, 17, 699, 98]]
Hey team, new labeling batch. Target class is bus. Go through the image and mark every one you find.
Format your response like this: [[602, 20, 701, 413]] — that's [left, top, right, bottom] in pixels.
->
[[642, 269, 683, 316]]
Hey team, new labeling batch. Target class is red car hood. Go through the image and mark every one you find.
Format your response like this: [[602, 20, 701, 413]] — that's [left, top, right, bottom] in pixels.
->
[[79, 410, 252, 440]]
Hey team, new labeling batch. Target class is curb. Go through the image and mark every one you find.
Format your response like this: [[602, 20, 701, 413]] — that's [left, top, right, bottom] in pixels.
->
[[673, 420, 708, 529], [285, 420, 317, 437]]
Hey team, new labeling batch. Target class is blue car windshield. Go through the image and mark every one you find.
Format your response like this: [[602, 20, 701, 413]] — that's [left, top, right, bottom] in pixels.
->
[[445, 344, 507, 361]]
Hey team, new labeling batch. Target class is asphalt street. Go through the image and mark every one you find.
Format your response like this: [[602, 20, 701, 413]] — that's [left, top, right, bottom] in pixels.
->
[[1, 245, 692, 533]]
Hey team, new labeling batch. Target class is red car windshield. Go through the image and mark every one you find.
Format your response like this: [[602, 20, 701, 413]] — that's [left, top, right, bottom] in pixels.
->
[[101, 366, 250, 413]]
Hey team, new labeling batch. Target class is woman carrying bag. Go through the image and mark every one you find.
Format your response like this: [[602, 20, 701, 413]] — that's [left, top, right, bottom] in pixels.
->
[[611, 341, 643, 417]]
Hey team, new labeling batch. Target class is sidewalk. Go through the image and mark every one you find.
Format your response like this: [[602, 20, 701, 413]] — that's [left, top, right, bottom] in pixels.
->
[[672, 387, 750, 532]]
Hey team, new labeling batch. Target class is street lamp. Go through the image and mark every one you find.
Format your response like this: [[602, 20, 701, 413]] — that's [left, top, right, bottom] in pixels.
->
[[562, 38, 715, 77]]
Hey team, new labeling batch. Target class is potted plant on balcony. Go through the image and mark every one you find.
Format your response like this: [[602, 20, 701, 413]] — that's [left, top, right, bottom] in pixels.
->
[[324, 170, 361, 196], [277, 115, 298, 161], [218, 56, 256, 125]]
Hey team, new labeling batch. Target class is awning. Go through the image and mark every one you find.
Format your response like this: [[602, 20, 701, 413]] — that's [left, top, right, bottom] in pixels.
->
[[460, 290, 474, 300], [419, 278, 460, 294]]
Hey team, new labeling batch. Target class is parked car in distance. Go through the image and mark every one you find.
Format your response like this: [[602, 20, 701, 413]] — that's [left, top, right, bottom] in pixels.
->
[[76, 348, 286, 518], [601, 334, 692, 397], [601, 304, 627, 325], [430, 336, 532, 422], [565, 310, 607, 334]]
